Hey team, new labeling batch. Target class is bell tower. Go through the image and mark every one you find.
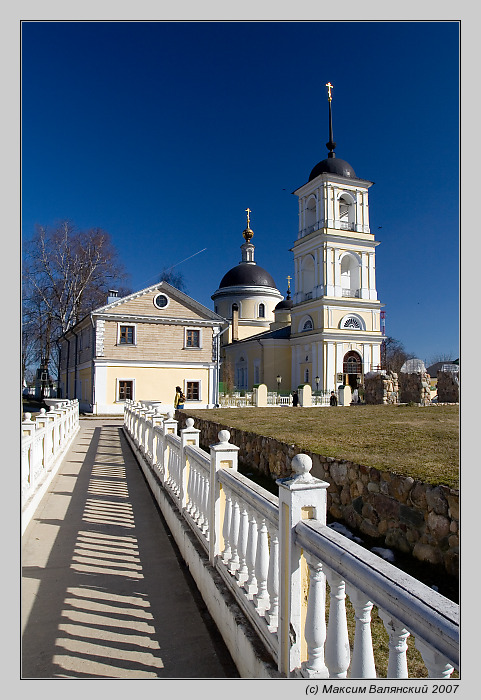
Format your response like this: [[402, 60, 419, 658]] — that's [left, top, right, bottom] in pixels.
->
[[289, 83, 384, 391]]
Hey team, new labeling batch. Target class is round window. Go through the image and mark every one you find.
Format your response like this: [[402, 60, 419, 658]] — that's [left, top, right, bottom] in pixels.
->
[[154, 293, 169, 309]]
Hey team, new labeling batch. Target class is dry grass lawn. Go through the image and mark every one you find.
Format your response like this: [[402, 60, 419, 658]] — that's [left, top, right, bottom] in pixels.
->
[[184, 404, 459, 489]]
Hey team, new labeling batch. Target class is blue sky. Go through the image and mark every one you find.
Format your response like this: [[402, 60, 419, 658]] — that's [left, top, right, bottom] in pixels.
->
[[21, 21, 459, 365]]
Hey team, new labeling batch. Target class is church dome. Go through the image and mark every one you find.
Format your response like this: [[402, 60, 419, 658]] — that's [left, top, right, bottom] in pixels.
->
[[219, 262, 277, 289], [274, 292, 293, 310], [309, 156, 356, 182]]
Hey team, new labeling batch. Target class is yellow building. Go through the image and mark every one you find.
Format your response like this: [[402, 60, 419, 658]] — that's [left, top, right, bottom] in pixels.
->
[[58, 281, 226, 414], [222, 87, 384, 394]]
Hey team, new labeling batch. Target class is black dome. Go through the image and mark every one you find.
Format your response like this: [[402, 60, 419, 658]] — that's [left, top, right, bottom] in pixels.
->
[[275, 295, 293, 311], [309, 157, 356, 181], [219, 263, 276, 289]]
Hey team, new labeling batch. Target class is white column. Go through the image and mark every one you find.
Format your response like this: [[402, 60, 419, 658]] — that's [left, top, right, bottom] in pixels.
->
[[368, 252, 377, 299], [209, 429, 239, 565], [277, 454, 329, 677], [181, 418, 200, 510]]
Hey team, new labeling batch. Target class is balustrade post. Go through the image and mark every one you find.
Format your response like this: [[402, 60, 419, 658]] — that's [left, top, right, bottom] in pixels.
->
[[324, 568, 350, 678], [346, 586, 377, 678], [150, 411, 164, 469], [265, 525, 279, 631], [378, 610, 410, 678], [277, 454, 329, 677], [301, 553, 329, 678], [180, 418, 200, 511], [244, 505, 258, 598], [162, 412, 178, 483], [414, 639, 455, 679], [209, 429, 239, 566]]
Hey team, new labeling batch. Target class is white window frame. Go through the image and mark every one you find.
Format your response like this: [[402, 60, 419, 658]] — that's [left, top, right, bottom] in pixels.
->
[[184, 327, 202, 349], [153, 292, 171, 310], [299, 315, 314, 333], [117, 322, 137, 346], [116, 378, 135, 402], [184, 379, 201, 402], [258, 302, 266, 318]]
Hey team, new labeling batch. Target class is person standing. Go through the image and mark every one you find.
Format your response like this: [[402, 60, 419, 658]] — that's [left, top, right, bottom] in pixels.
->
[[174, 386, 185, 409], [292, 390, 299, 407], [329, 391, 338, 406]]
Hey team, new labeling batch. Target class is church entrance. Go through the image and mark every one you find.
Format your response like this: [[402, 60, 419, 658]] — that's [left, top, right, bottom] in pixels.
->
[[343, 351, 362, 389]]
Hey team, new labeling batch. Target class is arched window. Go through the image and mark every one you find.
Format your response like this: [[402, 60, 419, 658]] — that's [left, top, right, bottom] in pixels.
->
[[340, 314, 365, 330], [305, 195, 317, 231], [258, 303, 265, 318], [338, 192, 356, 231], [301, 318, 313, 332], [343, 351, 362, 375], [231, 302, 239, 318], [340, 254, 361, 297], [301, 255, 315, 298]]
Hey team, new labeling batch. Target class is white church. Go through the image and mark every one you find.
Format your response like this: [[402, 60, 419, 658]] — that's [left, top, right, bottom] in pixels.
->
[[217, 83, 384, 395]]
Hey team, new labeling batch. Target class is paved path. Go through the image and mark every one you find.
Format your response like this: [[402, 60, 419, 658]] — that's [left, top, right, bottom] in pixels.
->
[[22, 418, 239, 679]]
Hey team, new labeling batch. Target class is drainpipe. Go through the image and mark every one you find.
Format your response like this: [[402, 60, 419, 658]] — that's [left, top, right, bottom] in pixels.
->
[[213, 324, 230, 407]]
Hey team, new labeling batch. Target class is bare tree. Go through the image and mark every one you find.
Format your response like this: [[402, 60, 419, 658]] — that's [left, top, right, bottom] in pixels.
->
[[158, 266, 187, 292], [382, 336, 416, 374], [23, 221, 128, 383]]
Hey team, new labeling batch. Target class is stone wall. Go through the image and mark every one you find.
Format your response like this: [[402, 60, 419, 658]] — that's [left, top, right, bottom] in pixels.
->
[[176, 412, 458, 576], [399, 371, 432, 405], [364, 371, 399, 405], [437, 371, 459, 403]]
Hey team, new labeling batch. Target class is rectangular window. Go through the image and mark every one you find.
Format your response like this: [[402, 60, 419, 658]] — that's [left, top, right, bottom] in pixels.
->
[[186, 329, 200, 347], [118, 380, 133, 401], [119, 325, 135, 344], [186, 381, 200, 401]]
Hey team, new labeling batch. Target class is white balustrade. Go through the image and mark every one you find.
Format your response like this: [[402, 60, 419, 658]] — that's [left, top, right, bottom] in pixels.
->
[[22, 400, 80, 531], [122, 403, 459, 680]]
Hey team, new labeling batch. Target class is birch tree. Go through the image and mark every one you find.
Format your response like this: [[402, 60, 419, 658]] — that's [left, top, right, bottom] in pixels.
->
[[23, 221, 128, 380]]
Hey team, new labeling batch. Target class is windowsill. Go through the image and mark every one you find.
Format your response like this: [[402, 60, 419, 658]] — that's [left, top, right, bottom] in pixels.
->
[[183, 346, 202, 350], [116, 343, 137, 347]]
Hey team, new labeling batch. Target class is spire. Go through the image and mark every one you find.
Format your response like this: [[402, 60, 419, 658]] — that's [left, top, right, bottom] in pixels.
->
[[325, 82, 337, 159], [243, 207, 254, 242], [241, 208, 255, 263]]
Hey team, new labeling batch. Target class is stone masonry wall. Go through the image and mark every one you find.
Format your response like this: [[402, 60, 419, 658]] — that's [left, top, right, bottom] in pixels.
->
[[176, 412, 459, 576], [399, 371, 432, 405], [364, 371, 399, 405], [437, 371, 459, 403]]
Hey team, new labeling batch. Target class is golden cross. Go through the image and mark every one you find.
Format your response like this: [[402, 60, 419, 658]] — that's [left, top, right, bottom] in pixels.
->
[[245, 207, 251, 228], [326, 82, 333, 102], [287, 275, 292, 291]]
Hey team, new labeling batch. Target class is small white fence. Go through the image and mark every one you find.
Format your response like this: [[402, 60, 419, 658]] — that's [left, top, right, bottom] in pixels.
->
[[124, 400, 459, 679], [219, 390, 335, 408], [21, 400, 80, 533]]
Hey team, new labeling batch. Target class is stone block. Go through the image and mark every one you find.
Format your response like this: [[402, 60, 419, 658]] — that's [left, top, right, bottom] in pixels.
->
[[413, 542, 443, 566], [426, 486, 449, 516], [371, 493, 400, 520], [388, 475, 414, 503], [427, 512, 451, 539], [399, 504, 425, 529]]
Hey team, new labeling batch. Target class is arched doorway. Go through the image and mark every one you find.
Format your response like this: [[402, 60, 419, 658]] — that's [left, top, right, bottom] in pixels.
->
[[343, 351, 362, 389]]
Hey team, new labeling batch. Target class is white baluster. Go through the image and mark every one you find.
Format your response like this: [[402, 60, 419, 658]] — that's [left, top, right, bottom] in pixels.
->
[[265, 525, 279, 632], [379, 610, 410, 678], [221, 486, 233, 564], [300, 553, 328, 678], [201, 472, 210, 537], [254, 515, 270, 614], [236, 499, 249, 585], [324, 567, 350, 679], [346, 586, 377, 678], [414, 639, 455, 679], [244, 505, 258, 597], [228, 494, 240, 574]]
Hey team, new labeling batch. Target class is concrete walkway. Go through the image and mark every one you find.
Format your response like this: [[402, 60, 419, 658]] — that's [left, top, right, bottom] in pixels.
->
[[22, 418, 239, 679]]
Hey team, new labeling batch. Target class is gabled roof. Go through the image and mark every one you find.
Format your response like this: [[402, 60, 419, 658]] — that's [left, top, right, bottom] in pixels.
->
[[93, 280, 226, 323]]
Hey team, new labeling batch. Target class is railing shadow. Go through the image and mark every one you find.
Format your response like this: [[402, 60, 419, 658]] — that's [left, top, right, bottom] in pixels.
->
[[22, 422, 238, 679]]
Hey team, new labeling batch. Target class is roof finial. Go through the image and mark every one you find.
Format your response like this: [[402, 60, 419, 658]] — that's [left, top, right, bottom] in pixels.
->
[[287, 275, 292, 293], [243, 207, 254, 242], [325, 82, 336, 158]]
